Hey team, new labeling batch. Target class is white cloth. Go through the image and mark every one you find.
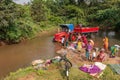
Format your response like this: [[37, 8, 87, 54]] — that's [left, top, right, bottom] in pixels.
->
[[61, 37, 65, 43], [94, 62, 106, 70], [67, 46, 75, 50], [114, 44, 120, 50], [92, 52, 96, 57], [32, 59, 44, 66]]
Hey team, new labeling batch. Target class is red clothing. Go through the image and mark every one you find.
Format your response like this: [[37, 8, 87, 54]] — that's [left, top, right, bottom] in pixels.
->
[[82, 35, 88, 45], [95, 51, 105, 62], [72, 35, 76, 41]]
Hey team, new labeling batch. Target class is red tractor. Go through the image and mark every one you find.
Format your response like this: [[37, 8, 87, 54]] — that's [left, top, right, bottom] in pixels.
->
[[53, 24, 99, 42]]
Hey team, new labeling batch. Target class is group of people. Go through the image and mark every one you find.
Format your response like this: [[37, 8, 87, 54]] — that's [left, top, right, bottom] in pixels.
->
[[60, 33, 119, 62], [61, 33, 96, 61]]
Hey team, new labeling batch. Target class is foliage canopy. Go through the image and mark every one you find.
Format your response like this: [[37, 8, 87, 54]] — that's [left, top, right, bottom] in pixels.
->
[[0, 0, 120, 43]]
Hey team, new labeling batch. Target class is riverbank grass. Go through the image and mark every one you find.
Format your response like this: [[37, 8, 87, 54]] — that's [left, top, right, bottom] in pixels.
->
[[4, 67, 35, 80], [4, 63, 120, 80]]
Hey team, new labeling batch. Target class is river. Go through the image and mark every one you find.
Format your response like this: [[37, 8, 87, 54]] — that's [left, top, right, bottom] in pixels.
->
[[0, 31, 120, 79], [0, 32, 58, 79]]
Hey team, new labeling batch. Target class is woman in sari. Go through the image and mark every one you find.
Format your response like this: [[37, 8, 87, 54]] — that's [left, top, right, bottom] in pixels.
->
[[95, 49, 106, 62], [103, 36, 109, 52], [110, 45, 117, 58]]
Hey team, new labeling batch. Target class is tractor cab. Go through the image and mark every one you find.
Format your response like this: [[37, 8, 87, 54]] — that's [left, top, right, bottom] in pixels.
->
[[53, 24, 74, 42], [59, 24, 74, 32]]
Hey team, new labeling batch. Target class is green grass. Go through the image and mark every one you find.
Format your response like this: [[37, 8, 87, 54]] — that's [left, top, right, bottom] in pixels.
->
[[101, 66, 120, 80], [4, 63, 120, 80], [4, 67, 35, 80]]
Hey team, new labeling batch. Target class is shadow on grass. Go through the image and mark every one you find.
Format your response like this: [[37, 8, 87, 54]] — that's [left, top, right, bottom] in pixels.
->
[[58, 63, 65, 78], [59, 68, 66, 79]]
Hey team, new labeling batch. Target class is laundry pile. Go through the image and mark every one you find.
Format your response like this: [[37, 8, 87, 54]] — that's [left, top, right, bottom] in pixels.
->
[[31, 56, 61, 70], [79, 62, 106, 78]]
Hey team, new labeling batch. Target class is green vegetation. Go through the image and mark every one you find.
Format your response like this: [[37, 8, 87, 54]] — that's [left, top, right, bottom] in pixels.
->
[[4, 67, 35, 80], [0, 0, 120, 43], [4, 64, 120, 80]]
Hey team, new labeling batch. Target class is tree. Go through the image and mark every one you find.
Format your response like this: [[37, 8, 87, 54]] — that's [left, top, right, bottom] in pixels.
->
[[31, 0, 48, 23], [0, 0, 27, 43], [0, 0, 16, 30], [63, 5, 85, 24], [0, 0, 25, 28], [88, 8, 120, 29]]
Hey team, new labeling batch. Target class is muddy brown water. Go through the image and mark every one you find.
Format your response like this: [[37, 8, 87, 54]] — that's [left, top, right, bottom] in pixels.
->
[[0, 33, 58, 79], [0, 31, 120, 79]]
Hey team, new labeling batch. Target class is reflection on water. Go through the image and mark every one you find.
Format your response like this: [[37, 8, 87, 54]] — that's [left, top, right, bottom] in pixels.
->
[[99, 31, 120, 40], [94, 31, 120, 48], [0, 33, 56, 78], [108, 31, 115, 38]]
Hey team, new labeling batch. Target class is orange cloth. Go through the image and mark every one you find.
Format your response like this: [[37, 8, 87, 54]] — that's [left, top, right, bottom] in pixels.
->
[[103, 37, 108, 51]]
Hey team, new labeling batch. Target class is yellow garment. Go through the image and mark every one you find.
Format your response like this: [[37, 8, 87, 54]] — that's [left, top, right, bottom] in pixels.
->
[[77, 41, 82, 51]]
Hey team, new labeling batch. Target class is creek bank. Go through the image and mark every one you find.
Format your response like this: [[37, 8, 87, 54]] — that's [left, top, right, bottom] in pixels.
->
[[0, 41, 6, 46], [0, 27, 58, 46], [4, 47, 120, 80]]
